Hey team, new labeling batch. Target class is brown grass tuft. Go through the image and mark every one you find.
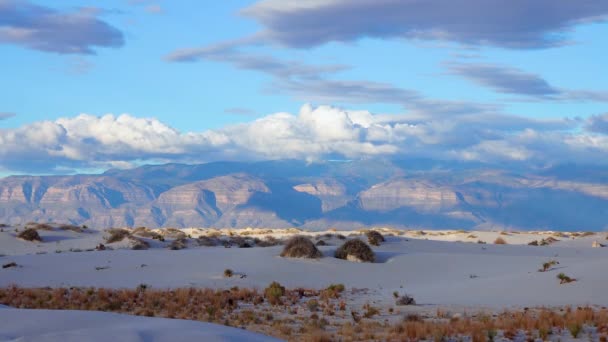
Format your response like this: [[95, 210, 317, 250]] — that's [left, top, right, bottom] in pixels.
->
[[335, 239, 375, 262], [17, 228, 42, 242], [280, 236, 322, 259]]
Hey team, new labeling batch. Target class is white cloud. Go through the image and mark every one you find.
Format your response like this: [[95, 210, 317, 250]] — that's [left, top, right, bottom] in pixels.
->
[[1, 104, 607, 173]]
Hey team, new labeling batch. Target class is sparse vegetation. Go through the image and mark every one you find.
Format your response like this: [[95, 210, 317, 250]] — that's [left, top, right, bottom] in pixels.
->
[[58, 224, 85, 233], [224, 269, 234, 278], [539, 260, 559, 272], [17, 228, 42, 242], [1, 286, 607, 341], [557, 272, 576, 284], [25, 222, 54, 231], [129, 237, 150, 250], [395, 294, 416, 306], [169, 237, 188, 250], [493, 237, 507, 245], [105, 228, 131, 243], [365, 230, 385, 246], [2, 262, 17, 269], [264, 281, 285, 305], [528, 240, 539, 246], [132, 227, 164, 241], [335, 239, 375, 262], [280, 236, 322, 259]]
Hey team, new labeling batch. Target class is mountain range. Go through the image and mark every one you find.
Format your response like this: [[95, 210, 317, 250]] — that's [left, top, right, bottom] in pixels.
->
[[1, 159, 607, 231]]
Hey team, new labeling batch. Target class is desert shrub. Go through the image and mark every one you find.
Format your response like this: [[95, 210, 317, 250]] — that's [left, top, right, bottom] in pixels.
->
[[316, 240, 327, 246], [17, 228, 42, 242], [2, 262, 18, 269], [395, 294, 416, 306], [169, 238, 188, 250], [320, 284, 345, 301], [132, 227, 164, 241], [363, 303, 380, 318], [557, 273, 576, 284], [540, 237, 559, 245], [130, 237, 150, 250], [57, 224, 84, 233], [197, 236, 219, 247], [256, 236, 281, 247], [336, 234, 346, 240], [528, 240, 539, 246], [105, 228, 131, 243], [224, 269, 234, 278], [25, 222, 54, 231], [0, 223, 8, 228], [264, 281, 285, 305], [280, 236, 322, 259], [366, 230, 385, 246], [539, 260, 559, 272], [494, 237, 507, 245], [335, 239, 375, 263], [477, 240, 487, 244], [163, 228, 186, 239]]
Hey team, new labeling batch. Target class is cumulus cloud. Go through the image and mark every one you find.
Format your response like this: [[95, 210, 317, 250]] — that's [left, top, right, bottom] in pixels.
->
[[2, 105, 606, 173], [447, 62, 608, 101], [0, 0, 124, 54], [586, 113, 608, 134], [242, 0, 608, 49]]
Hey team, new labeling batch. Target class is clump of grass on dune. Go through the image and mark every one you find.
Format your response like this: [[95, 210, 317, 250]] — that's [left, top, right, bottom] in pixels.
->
[[104, 228, 131, 243], [335, 239, 375, 263], [17, 228, 42, 242], [365, 230, 385, 246], [280, 236, 322, 259]]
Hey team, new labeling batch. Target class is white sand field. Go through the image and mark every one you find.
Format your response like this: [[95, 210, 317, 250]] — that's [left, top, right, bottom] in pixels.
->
[[0, 306, 279, 342], [1, 225, 608, 340]]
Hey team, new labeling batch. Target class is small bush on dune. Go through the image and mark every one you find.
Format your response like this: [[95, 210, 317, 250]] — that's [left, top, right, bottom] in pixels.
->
[[528, 240, 539, 246], [17, 228, 42, 242], [25, 222, 54, 231], [256, 236, 281, 247], [169, 237, 188, 250], [280, 236, 322, 259], [335, 239, 375, 263], [132, 227, 164, 241], [539, 260, 559, 272], [316, 240, 327, 246], [395, 294, 416, 306], [557, 273, 576, 284], [224, 269, 234, 278], [264, 281, 285, 305], [163, 228, 186, 239], [105, 228, 131, 243], [494, 237, 507, 245], [197, 236, 219, 247], [58, 224, 85, 233], [129, 237, 150, 250], [366, 230, 385, 246]]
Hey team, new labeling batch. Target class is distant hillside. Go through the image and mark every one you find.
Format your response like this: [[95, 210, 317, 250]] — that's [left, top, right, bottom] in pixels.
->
[[1, 159, 607, 231]]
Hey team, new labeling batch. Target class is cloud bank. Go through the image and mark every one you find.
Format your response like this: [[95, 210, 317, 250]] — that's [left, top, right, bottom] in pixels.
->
[[0, 0, 124, 54], [2, 105, 606, 173], [242, 0, 608, 49]]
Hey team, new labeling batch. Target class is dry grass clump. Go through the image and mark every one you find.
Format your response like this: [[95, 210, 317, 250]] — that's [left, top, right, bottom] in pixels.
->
[[2, 286, 608, 341], [17, 228, 42, 242], [129, 237, 150, 250], [264, 281, 285, 305], [224, 269, 234, 278], [105, 228, 131, 243], [395, 294, 416, 306], [335, 239, 375, 263], [365, 230, 385, 246], [255, 236, 281, 247], [162, 228, 187, 239], [493, 237, 507, 245], [169, 237, 188, 250], [539, 260, 559, 272], [132, 227, 164, 241], [280, 236, 322, 259], [25, 222, 54, 231], [557, 272, 576, 284], [58, 224, 85, 233], [197, 236, 219, 247]]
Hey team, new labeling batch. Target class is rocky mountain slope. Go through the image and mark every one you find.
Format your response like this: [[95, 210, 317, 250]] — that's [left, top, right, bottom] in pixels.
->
[[1, 160, 607, 231]]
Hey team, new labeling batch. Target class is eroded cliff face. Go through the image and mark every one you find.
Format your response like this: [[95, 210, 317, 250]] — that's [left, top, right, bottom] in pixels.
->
[[1, 161, 608, 230], [359, 179, 459, 212]]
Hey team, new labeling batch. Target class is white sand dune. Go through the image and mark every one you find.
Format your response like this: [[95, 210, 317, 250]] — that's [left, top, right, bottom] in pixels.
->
[[0, 307, 280, 342], [2, 227, 607, 309]]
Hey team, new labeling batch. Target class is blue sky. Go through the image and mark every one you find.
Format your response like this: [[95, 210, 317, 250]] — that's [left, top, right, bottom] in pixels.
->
[[0, 0, 607, 174]]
